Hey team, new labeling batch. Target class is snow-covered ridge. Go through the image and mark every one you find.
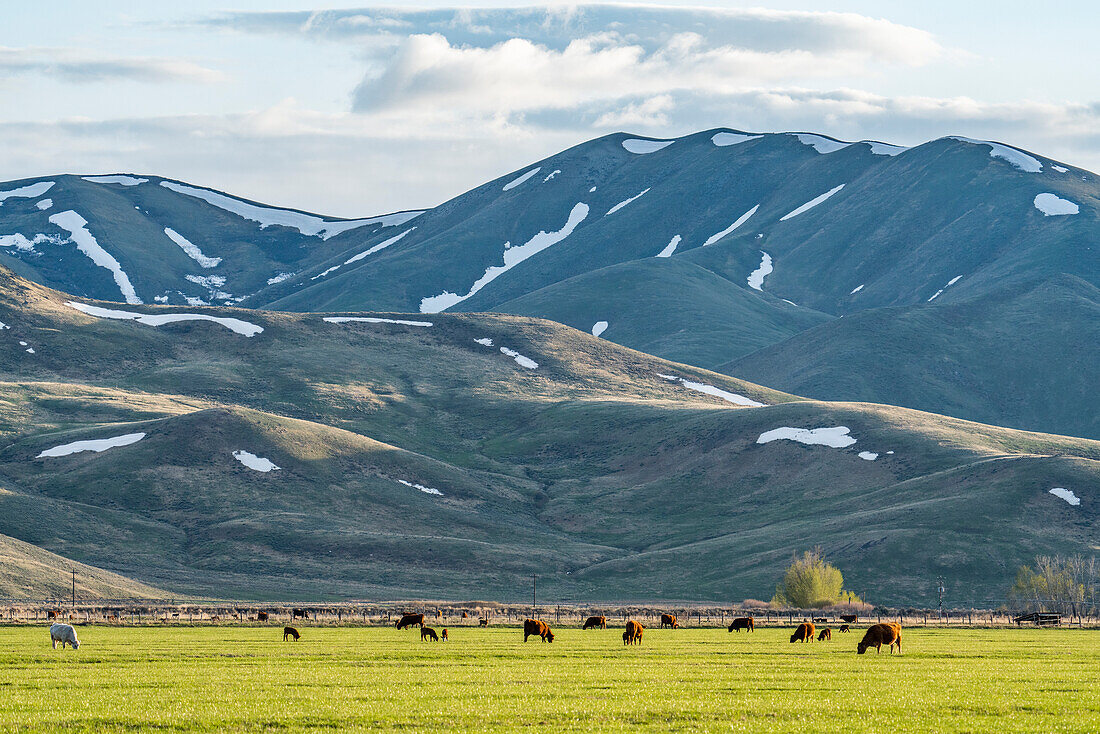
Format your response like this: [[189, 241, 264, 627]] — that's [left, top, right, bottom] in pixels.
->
[[757, 426, 856, 448], [0, 181, 54, 204], [864, 141, 908, 156], [793, 133, 849, 154], [658, 373, 765, 407], [746, 251, 773, 291], [420, 202, 588, 313], [160, 181, 420, 239], [1033, 193, 1079, 216], [949, 137, 1042, 173], [82, 175, 148, 186], [38, 432, 146, 458], [324, 316, 433, 327], [503, 167, 540, 191], [164, 227, 221, 268], [781, 185, 845, 221], [67, 301, 263, 337], [233, 450, 279, 472], [712, 132, 762, 147], [704, 205, 758, 246], [606, 188, 649, 216], [49, 211, 141, 304], [622, 138, 673, 154]]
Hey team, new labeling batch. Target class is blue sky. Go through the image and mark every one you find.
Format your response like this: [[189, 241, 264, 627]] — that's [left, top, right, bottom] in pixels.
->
[[2, 1, 1098, 215]]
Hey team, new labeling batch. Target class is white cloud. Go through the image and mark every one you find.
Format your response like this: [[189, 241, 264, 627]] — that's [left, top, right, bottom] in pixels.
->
[[0, 47, 223, 84]]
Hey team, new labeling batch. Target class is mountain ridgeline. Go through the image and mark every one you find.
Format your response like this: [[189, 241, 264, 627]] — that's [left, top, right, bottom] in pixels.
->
[[1, 130, 1096, 439]]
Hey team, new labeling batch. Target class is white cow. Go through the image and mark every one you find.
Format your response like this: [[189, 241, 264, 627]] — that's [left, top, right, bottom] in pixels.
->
[[50, 623, 80, 649]]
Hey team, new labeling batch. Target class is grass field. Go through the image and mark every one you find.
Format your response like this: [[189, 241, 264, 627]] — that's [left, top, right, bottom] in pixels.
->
[[2, 625, 1099, 732]]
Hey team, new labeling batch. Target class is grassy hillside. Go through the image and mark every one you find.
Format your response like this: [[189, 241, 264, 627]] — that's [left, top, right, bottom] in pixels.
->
[[0, 268, 1097, 603], [726, 276, 1100, 439], [0, 531, 169, 599]]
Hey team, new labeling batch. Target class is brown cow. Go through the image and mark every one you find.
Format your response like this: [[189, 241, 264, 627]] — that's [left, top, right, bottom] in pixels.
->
[[624, 620, 644, 645], [395, 613, 426, 630], [479, 618, 489, 627], [257, 612, 269, 622], [660, 614, 679, 629], [839, 624, 851, 633], [728, 617, 754, 633], [840, 614, 858, 624], [818, 628, 832, 641], [857, 623, 902, 654], [582, 616, 607, 630], [462, 611, 469, 619], [790, 622, 815, 643], [421, 626, 440, 641], [283, 626, 300, 642], [523, 619, 554, 643], [47, 610, 60, 620], [442, 628, 449, 642]]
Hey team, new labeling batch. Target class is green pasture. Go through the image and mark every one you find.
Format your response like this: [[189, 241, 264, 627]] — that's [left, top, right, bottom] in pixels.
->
[[1, 625, 1098, 732]]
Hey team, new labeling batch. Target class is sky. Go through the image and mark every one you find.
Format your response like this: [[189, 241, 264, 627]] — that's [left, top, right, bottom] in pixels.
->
[[2, 1, 1099, 216]]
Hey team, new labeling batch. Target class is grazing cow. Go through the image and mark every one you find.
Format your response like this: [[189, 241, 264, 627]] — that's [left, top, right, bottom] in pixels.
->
[[840, 614, 858, 624], [479, 619, 489, 627], [421, 627, 440, 642], [790, 622, 815, 643], [839, 624, 851, 633], [813, 617, 829, 624], [523, 619, 554, 643], [257, 612, 269, 622], [442, 629, 449, 642], [857, 623, 902, 655], [818, 628, 832, 641], [46, 610, 60, 620], [283, 626, 300, 642], [582, 616, 607, 630], [292, 608, 308, 620], [623, 620, 644, 645], [50, 623, 79, 650], [728, 617, 755, 633], [395, 613, 426, 630], [660, 614, 679, 629], [462, 612, 469, 619]]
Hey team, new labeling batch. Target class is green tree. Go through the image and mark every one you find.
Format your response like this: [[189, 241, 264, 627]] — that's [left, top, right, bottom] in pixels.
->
[[772, 548, 856, 608], [1009, 555, 1094, 615]]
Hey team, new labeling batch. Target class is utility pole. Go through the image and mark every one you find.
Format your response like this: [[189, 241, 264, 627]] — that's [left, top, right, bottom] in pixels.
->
[[937, 576, 946, 616]]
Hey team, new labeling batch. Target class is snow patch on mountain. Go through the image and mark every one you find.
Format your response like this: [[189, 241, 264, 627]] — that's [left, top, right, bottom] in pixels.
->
[[858, 451, 879, 461], [747, 252, 773, 291], [757, 426, 856, 448], [712, 132, 762, 147], [82, 175, 148, 186], [949, 137, 1042, 173], [1049, 488, 1080, 505], [850, 284, 865, 294], [622, 138, 673, 154], [503, 167, 541, 191], [49, 211, 141, 304], [164, 227, 222, 268], [606, 188, 649, 216], [67, 301, 263, 337], [266, 272, 294, 285], [780, 185, 845, 221], [344, 228, 415, 265], [160, 181, 418, 239], [0, 181, 54, 204], [324, 316, 433, 327], [474, 337, 494, 347], [658, 373, 766, 407], [703, 204, 759, 246], [398, 479, 443, 496], [793, 134, 850, 154], [656, 235, 680, 258], [592, 321, 608, 337], [928, 275, 963, 302], [38, 432, 146, 458], [1052, 165, 1068, 173], [420, 202, 589, 313], [864, 141, 907, 156], [233, 450, 279, 472], [35, 199, 52, 210], [543, 170, 561, 182], [1033, 193, 1079, 216], [500, 347, 538, 369]]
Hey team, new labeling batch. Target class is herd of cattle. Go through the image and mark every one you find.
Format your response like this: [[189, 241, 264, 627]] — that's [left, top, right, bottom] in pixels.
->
[[46, 611, 901, 656]]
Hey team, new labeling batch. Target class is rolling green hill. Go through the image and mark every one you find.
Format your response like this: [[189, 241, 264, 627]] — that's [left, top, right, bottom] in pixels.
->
[[0, 267, 1096, 604]]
